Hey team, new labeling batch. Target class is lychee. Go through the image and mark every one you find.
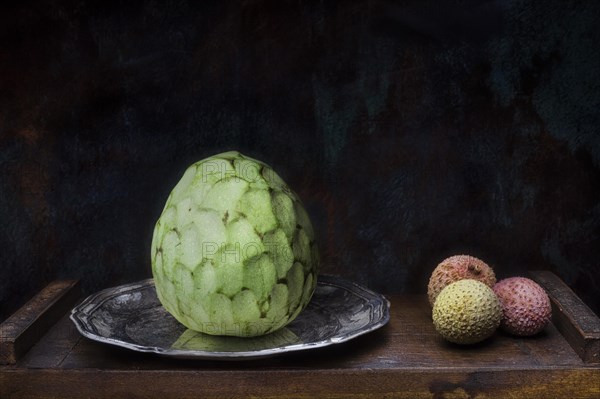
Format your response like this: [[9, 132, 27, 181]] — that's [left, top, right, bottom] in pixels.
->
[[493, 277, 552, 336], [432, 279, 502, 344], [428, 255, 496, 307]]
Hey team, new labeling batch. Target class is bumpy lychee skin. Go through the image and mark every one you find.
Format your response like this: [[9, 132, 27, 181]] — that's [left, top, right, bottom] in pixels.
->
[[432, 279, 502, 345], [493, 277, 552, 336], [428, 255, 496, 307]]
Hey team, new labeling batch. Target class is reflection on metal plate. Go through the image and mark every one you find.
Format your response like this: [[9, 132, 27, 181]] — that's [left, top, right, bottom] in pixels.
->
[[70, 275, 390, 360]]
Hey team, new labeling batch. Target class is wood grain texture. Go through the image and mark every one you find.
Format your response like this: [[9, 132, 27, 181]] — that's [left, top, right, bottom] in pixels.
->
[[1, 275, 599, 398], [0, 280, 80, 365], [1, 368, 599, 399], [529, 271, 600, 364]]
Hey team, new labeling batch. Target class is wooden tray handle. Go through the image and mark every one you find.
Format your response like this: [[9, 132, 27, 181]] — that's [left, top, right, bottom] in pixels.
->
[[0, 280, 81, 365], [529, 271, 600, 364]]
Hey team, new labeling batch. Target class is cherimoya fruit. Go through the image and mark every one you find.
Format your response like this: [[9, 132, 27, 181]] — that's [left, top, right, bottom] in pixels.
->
[[151, 151, 319, 337]]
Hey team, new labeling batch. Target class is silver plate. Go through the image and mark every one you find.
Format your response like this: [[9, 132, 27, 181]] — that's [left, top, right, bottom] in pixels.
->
[[70, 275, 390, 360]]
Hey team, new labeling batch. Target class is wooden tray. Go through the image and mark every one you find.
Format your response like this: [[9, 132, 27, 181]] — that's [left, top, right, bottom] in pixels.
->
[[1, 271, 599, 398]]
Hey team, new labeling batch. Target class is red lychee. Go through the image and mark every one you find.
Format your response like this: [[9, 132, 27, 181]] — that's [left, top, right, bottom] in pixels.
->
[[427, 255, 496, 307], [493, 277, 552, 336]]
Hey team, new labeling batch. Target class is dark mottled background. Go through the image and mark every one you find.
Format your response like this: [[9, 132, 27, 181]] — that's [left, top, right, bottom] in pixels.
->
[[1, 0, 599, 321]]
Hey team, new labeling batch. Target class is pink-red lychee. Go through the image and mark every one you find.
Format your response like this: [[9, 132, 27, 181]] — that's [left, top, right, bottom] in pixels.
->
[[493, 277, 552, 336], [427, 255, 496, 307]]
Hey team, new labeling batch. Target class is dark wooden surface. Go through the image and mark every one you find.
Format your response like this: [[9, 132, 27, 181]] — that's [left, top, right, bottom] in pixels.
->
[[1, 275, 599, 399], [530, 271, 600, 364], [0, 280, 80, 365]]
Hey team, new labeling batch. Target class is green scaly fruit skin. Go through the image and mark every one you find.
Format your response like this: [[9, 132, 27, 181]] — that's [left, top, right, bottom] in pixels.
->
[[151, 151, 319, 337], [432, 279, 502, 345]]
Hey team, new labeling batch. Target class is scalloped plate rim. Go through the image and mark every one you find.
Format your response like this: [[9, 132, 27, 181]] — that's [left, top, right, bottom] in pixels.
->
[[70, 274, 390, 360]]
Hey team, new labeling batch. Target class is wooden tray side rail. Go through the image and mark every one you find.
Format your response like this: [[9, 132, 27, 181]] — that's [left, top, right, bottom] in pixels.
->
[[529, 271, 600, 364], [0, 280, 80, 365]]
